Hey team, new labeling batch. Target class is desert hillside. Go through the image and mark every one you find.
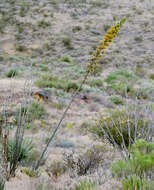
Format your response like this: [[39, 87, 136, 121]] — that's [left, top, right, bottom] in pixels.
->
[[0, 0, 154, 190]]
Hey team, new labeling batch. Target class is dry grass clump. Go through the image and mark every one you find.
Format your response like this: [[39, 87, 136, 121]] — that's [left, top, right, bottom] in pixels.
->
[[47, 160, 67, 178]]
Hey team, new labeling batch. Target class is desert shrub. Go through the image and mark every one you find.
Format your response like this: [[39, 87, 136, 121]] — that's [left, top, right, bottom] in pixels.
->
[[108, 82, 135, 97], [120, 175, 154, 190], [90, 106, 152, 150], [36, 184, 49, 190], [105, 69, 136, 96], [149, 73, 154, 80], [134, 36, 143, 42], [110, 95, 124, 105], [0, 56, 4, 62], [0, 175, 4, 190], [137, 83, 154, 99], [29, 101, 46, 120], [53, 102, 65, 109], [62, 37, 73, 49], [105, 69, 134, 84], [64, 145, 104, 176], [38, 20, 50, 28], [61, 56, 71, 62], [0, 137, 33, 177], [0, 18, 5, 33], [15, 101, 46, 123], [39, 65, 48, 72], [6, 69, 18, 78], [72, 25, 82, 33], [87, 79, 103, 87], [111, 140, 154, 179], [35, 74, 80, 92], [21, 167, 39, 177], [15, 45, 27, 52], [69, 179, 97, 190], [6, 138, 33, 163], [48, 160, 67, 178], [35, 74, 64, 89], [65, 81, 79, 92]]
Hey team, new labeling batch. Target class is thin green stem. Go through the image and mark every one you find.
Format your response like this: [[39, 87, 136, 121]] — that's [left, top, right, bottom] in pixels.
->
[[33, 71, 89, 171]]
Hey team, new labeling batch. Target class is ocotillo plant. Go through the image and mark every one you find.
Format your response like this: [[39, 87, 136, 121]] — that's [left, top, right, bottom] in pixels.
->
[[33, 18, 126, 171]]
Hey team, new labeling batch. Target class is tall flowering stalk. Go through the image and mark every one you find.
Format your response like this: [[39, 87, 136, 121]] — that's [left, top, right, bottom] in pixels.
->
[[33, 18, 126, 171], [88, 18, 126, 73]]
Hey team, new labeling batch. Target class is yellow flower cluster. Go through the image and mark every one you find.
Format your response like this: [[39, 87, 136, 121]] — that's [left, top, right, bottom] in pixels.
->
[[87, 18, 126, 72]]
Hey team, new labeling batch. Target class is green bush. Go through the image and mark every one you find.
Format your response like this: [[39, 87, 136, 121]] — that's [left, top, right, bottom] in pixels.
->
[[88, 79, 103, 87], [29, 101, 46, 120], [120, 175, 154, 190], [7, 138, 33, 162], [65, 81, 79, 92], [111, 140, 154, 178], [69, 179, 97, 190], [21, 167, 39, 177], [61, 56, 71, 62], [15, 101, 46, 123], [15, 45, 27, 52], [149, 73, 154, 80], [105, 69, 136, 96], [62, 37, 73, 49], [137, 84, 154, 99], [110, 95, 124, 105], [38, 20, 50, 28], [105, 69, 134, 84], [35, 74, 80, 92], [0, 176, 4, 190], [6, 69, 18, 78], [90, 110, 150, 149]]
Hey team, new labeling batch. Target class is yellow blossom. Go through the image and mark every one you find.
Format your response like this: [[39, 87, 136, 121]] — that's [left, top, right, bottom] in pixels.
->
[[87, 18, 126, 73]]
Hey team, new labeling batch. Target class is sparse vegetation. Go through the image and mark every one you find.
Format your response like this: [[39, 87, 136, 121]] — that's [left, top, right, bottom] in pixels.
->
[[64, 145, 105, 176], [0, 0, 153, 189]]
